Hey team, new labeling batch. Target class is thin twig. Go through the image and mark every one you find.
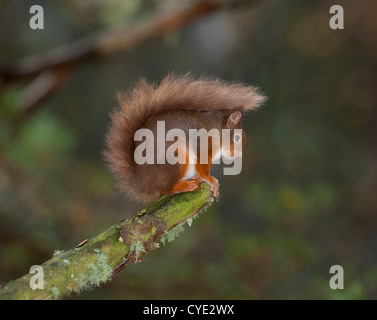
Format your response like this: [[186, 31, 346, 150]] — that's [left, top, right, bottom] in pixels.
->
[[17, 67, 71, 119]]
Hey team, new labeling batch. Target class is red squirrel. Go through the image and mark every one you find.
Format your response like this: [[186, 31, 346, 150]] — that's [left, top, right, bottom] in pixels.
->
[[105, 74, 265, 203]]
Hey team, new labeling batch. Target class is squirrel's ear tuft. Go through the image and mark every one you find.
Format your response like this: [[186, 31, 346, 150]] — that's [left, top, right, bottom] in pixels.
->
[[226, 111, 242, 128]]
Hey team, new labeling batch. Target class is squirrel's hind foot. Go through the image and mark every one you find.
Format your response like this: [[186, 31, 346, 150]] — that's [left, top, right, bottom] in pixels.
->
[[170, 178, 202, 195]]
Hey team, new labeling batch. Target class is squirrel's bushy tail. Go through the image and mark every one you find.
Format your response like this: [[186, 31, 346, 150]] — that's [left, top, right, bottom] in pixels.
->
[[104, 73, 266, 201]]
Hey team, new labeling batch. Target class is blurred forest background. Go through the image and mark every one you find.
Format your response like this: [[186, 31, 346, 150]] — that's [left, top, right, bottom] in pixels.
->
[[1, 0, 377, 299]]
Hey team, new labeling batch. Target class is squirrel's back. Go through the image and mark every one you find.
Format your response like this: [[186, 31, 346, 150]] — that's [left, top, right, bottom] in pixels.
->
[[104, 74, 265, 202]]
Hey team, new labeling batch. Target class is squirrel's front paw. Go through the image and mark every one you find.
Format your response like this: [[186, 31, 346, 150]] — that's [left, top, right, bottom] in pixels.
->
[[209, 179, 220, 199], [186, 178, 202, 192]]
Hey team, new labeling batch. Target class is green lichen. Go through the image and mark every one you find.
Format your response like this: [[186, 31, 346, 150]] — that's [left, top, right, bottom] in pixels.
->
[[187, 213, 201, 226], [160, 222, 186, 246], [0, 182, 213, 300], [53, 249, 64, 257], [160, 214, 200, 245], [130, 241, 146, 261], [50, 286, 60, 300], [73, 249, 112, 294]]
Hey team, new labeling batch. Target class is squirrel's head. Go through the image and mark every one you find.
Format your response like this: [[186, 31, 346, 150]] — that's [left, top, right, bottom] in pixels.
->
[[220, 110, 245, 160]]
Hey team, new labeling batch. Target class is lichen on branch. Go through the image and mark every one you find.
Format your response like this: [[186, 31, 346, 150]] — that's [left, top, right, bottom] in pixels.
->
[[0, 183, 213, 300]]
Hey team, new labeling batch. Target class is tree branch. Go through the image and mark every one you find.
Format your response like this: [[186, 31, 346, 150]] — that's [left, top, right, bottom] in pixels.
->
[[16, 67, 71, 120], [0, 0, 260, 124], [0, 0, 221, 126], [0, 183, 214, 300], [0, 0, 220, 84]]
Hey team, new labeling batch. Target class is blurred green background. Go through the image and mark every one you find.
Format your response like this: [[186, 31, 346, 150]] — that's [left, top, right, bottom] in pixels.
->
[[1, 0, 376, 299]]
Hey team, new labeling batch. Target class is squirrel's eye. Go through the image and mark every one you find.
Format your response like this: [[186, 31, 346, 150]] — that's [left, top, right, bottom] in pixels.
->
[[234, 134, 241, 143]]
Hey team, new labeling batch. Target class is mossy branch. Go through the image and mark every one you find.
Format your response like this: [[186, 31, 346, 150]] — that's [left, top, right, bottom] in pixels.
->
[[0, 183, 213, 300]]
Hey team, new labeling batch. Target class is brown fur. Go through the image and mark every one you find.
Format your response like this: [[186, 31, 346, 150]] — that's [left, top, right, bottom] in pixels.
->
[[104, 73, 266, 202]]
